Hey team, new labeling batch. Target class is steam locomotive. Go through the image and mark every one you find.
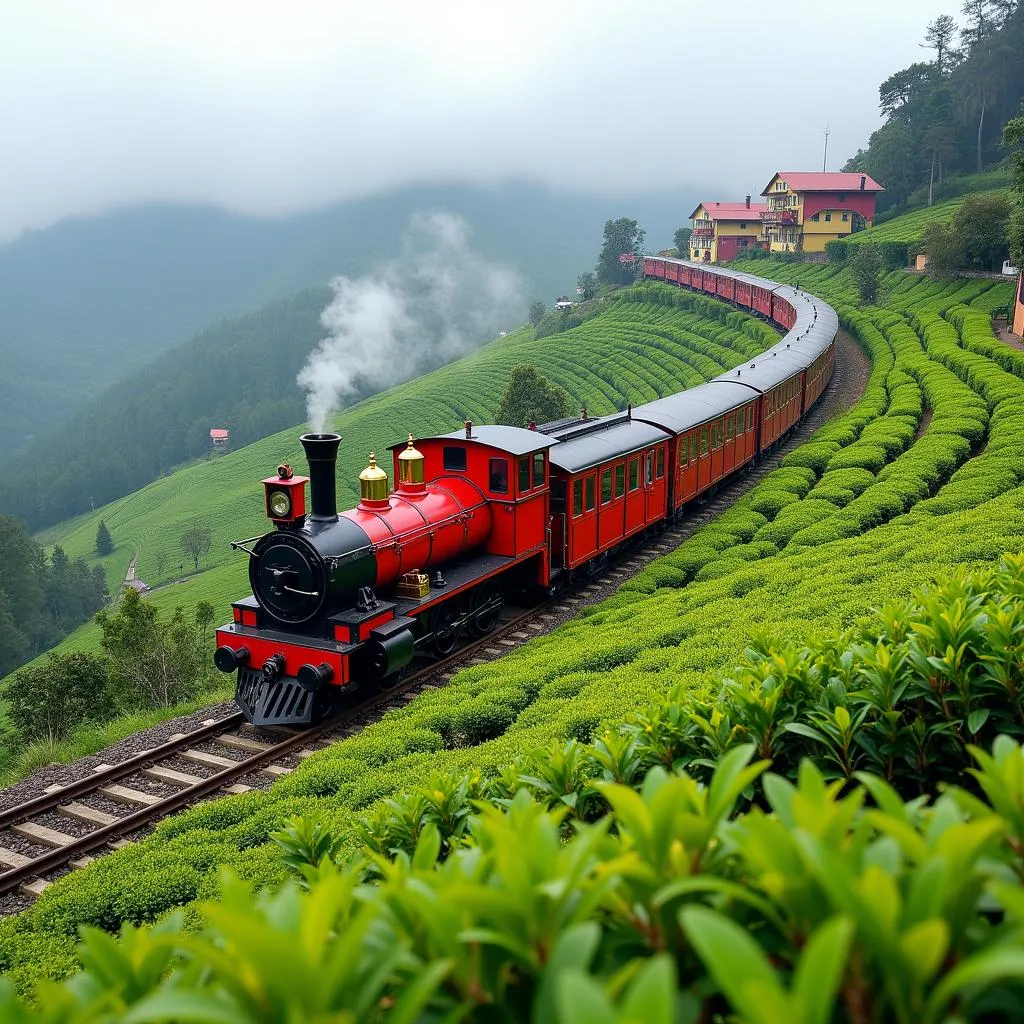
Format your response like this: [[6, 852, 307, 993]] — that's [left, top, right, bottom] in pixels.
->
[[214, 258, 839, 727]]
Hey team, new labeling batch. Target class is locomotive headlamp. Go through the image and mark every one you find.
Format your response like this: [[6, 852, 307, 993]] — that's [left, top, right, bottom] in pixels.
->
[[268, 490, 291, 518]]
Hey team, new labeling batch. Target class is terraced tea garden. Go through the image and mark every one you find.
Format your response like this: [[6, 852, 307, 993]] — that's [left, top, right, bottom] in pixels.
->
[[31, 290, 777, 661], [4, 261, 1024, 1017]]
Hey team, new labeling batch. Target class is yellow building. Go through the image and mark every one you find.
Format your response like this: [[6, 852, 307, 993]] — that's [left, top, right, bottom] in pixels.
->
[[689, 198, 766, 263], [759, 171, 884, 253]]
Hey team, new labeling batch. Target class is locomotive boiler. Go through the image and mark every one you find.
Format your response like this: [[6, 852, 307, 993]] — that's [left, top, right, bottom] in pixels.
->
[[214, 431, 497, 726]]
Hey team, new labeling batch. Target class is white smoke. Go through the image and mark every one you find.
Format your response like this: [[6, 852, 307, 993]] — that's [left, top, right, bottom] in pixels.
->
[[298, 212, 525, 433]]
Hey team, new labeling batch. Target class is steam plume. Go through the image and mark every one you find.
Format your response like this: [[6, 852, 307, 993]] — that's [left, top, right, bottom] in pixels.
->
[[298, 212, 525, 432]]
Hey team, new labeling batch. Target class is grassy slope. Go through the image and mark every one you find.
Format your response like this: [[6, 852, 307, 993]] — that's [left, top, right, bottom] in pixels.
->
[[17, 293, 775, 661], [2, 267, 1021, 993], [842, 186, 1013, 246]]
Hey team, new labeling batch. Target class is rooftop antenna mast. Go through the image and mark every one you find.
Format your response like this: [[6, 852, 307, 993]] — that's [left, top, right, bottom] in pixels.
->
[[822, 123, 830, 172]]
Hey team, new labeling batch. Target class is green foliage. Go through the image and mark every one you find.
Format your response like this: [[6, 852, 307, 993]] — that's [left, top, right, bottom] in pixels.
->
[[3, 652, 111, 744], [595, 218, 645, 285], [528, 300, 546, 328], [178, 522, 212, 574], [494, 365, 572, 428], [94, 520, 112, 556], [673, 225, 692, 257], [94, 590, 215, 711], [849, 244, 883, 304], [0, 517, 108, 679], [576, 272, 598, 301], [11, 732, 1024, 1021]]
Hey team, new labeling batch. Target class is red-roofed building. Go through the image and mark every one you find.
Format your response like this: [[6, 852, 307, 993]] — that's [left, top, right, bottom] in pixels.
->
[[759, 171, 884, 253], [689, 197, 768, 263], [210, 428, 230, 448]]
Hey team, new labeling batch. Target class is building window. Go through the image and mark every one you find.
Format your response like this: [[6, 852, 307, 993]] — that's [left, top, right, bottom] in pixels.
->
[[573, 479, 583, 516], [533, 451, 545, 488], [443, 446, 467, 471], [838, 192, 847, 201], [518, 456, 531, 492], [739, 222, 746, 229], [825, 212, 832, 222], [489, 458, 508, 493], [842, 211, 849, 222], [811, 213, 819, 222]]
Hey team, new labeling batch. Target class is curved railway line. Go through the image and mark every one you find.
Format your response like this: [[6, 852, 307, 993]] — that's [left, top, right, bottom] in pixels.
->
[[0, 326, 868, 911]]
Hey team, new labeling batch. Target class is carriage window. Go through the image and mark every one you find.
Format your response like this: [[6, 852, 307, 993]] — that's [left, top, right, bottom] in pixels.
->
[[690, 435, 698, 460], [533, 452, 546, 488], [573, 479, 583, 517], [615, 465, 625, 497], [680, 440, 689, 466], [629, 458, 639, 490], [711, 424, 721, 450], [443, 446, 467, 471], [489, 458, 508, 493], [726, 416, 733, 440], [601, 468, 613, 504], [700, 428, 708, 456], [519, 456, 531, 492], [585, 476, 596, 511], [656, 447, 665, 478]]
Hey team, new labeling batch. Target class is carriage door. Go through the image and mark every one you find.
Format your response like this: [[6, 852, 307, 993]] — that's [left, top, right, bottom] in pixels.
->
[[549, 479, 567, 571]]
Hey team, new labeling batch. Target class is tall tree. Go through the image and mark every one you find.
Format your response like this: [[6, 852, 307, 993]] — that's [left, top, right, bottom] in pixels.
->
[[179, 523, 213, 573], [95, 519, 113, 555], [494, 365, 571, 428], [1003, 104, 1024, 266], [528, 301, 546, 329], [576, 273, 598, 301], [878, 63, 935, 119], [923, 14, 960, 73], [595, 219, 646, 285], [848, 245, 883, 304], [673, 226, 693, 257]]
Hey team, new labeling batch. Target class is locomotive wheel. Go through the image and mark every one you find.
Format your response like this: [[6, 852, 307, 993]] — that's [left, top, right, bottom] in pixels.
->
[[431, 604, 460, 657], [469, 582, 503, 637]]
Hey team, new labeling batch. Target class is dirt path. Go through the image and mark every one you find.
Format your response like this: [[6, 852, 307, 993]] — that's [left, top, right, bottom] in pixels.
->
[[993, 321, 1024, 351]]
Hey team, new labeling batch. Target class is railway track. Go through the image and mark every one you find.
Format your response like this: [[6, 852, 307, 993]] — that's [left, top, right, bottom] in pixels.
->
[[0, 329, 868, 907]]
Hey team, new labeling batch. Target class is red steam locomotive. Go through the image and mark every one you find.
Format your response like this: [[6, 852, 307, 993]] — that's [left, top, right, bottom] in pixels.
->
[[214, 259, 839, 726]]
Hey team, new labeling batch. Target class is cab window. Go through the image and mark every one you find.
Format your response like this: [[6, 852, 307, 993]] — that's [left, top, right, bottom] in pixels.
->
[[585, 476, 596, 511], [489, 458, 508, 493], [601, 468, 613, 504], [518, 456, 531, 493], [573, 479, 583, 516], [615, 464, 625, 497], [532, 452, 545, 488], [443, 446, 467, 471]]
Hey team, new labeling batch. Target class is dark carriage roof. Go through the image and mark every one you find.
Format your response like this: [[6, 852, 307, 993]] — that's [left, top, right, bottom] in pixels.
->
[[398, 424, 558, 456], [631, 381, 758, 434], [545, 414, 670, 473]]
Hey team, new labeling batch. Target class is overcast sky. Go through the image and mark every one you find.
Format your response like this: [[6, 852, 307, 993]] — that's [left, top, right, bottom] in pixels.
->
[[1, 0, 947, 243]]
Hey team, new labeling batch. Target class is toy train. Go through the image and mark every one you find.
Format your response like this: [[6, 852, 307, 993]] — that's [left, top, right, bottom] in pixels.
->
[[214, 259, 839, 726]]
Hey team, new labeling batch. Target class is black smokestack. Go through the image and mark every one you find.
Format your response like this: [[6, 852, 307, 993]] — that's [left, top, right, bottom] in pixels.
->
[[299, 432, 341, 522]]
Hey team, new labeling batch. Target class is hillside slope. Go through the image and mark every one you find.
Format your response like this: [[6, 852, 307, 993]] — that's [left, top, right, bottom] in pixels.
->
[[4, 267, 1024, 997], [20, 289, 776, 681], [0, 181, 701, 456]]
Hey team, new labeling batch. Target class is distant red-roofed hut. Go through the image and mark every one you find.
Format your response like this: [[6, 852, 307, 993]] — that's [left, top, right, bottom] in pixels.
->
[[210, 429, 230, 448]]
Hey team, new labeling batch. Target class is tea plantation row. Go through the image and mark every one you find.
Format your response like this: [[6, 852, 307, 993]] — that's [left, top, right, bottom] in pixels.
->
[[1, 262, 1022, 996], [6, 557, 1024, 1020]]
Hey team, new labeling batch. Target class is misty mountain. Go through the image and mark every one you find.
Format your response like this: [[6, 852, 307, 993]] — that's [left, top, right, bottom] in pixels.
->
[[0, 180, 699, 456]]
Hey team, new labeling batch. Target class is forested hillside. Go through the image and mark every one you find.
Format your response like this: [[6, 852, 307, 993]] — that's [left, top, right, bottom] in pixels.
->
[[0, 182, 696, 458], [844, 2, 1024, 210]]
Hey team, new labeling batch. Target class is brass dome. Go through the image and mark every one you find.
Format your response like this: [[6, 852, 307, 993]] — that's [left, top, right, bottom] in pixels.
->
[[359, 451, 389, 502], [397, 433, 424, 485]]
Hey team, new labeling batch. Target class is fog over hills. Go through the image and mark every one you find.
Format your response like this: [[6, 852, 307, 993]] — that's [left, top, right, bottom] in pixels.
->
[[0, 180, 701, 457]]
